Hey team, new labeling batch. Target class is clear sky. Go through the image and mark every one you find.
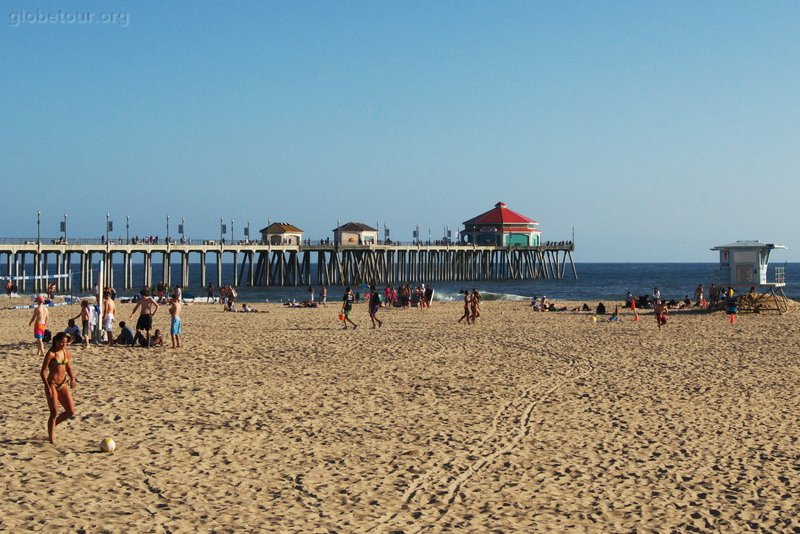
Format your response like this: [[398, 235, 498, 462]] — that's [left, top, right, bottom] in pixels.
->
[[3, 1, 799, 261]]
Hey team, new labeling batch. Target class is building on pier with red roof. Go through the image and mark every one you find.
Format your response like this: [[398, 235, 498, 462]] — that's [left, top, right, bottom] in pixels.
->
[[460, 202, 542, 246]]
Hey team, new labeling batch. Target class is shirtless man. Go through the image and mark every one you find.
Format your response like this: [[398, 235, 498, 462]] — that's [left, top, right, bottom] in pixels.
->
[[102, 290, 117, 345], [29, 295, 49, 357], [169, 294, 182, 348], [40, 332, 77, 444], [130, 288, 159, 348]]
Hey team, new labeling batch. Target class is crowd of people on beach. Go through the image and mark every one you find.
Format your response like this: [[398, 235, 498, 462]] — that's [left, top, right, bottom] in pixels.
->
[[26, 272, 759, 445]]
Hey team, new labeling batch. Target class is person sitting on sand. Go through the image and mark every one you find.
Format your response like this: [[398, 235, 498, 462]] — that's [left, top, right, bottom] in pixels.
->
[[115, 321, 136, 346], [595, 302, 606, 315], [150, 329, 164, 347], [40, 332, 77, 444], [64, 319, 83, 344]]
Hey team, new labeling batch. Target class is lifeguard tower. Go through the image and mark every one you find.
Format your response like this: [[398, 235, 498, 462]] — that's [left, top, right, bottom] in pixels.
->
[[711, 240, 788, 313]]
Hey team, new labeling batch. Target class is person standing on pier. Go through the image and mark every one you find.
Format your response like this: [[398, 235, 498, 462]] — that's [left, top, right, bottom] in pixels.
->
[[29, 295, 49, 357], [130, 288, 159, 347]]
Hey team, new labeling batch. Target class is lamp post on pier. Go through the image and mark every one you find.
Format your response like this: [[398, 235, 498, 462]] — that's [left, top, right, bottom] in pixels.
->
[[180, 218, 185, 243], [231, 219, 235, 244], [36, 210, 41, 246], [220, 217, 224, 244], [126, 215, 130, 244], [166, 215, 170, 244], [62, 214, 67, 243]]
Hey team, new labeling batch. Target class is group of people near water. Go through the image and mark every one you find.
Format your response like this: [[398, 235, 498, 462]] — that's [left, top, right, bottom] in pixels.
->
[[458, 288, 482, 325]]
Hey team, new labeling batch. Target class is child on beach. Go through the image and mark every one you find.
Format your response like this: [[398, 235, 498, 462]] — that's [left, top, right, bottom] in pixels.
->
[[169, 294, 182, 348], [654, 301, 669, 329], [368, 285, 383, 328], [29, 295, 48, 357], [341, 287, 358, 330]]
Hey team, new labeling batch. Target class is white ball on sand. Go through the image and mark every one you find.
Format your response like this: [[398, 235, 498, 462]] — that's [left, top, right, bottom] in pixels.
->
[[100, 437, 116, 453]]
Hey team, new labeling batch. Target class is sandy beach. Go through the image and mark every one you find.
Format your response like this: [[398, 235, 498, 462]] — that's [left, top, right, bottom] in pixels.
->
[[1, 297, 798, 532]]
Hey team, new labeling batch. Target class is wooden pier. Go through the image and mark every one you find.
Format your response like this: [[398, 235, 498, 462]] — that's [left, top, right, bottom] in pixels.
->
[[0, 242, 577, 293]]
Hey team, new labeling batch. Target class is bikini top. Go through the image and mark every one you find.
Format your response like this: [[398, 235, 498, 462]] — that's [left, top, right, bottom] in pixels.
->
[[52, 351, 68, 366]]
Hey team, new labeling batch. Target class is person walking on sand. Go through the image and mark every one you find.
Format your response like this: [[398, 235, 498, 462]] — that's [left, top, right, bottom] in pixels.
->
[[368, 285, 383, 328], [29, 295, 49, 357], [130, 288, 159, 348], [102, 290, 116, 345], [470, 288, 481, 323], [341, 287, 358, 330], [654, 300, 669, 329], [458, 290, 472, 324], [320, 286, 327, 306], [169, 294, 182, 348], [40, 332, 77, 444], [206, 283, 215, 303]]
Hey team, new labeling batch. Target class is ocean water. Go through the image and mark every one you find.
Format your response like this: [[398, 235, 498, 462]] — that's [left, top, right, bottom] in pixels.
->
[[47, 262, 800, 304]]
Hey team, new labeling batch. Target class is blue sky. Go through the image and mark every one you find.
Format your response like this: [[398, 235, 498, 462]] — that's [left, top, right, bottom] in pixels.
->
[[2, 1, 799, 261]]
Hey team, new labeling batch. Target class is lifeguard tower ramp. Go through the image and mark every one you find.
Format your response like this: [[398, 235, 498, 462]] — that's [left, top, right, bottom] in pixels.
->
[[711, 241, 789, 314]]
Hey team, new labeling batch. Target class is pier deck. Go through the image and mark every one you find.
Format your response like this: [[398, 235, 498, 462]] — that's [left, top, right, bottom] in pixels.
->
[[0, 242, 576, 293]]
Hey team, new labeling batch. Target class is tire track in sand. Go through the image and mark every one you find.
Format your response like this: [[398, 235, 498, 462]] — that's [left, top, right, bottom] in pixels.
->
[[368, 342, 595, 532]]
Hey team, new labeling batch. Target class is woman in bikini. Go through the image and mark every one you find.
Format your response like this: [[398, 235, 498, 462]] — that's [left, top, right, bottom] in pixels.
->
[[40, 332, 77, 444]]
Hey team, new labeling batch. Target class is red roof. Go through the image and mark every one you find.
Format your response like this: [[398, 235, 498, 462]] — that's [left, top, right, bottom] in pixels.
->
[[463, 202, 537, 226]]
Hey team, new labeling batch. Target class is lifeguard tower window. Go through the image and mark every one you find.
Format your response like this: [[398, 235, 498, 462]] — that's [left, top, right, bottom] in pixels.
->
[[736, 264, 754, 284]]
